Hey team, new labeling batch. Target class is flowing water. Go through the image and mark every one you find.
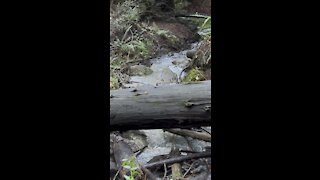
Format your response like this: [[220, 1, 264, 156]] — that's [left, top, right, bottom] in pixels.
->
[[121, 43, 211, 165], [127, 43, 199, 87]]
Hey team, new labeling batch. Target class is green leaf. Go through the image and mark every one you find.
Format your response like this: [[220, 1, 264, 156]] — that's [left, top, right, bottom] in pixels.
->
[[124, 175, 132, 180], [201, 17, 211, 29], [123, 165, 131, 169]]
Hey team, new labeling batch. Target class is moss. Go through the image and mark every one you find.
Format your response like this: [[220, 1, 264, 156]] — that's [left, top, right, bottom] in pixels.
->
[[110, 77, 120, 90], [182, 68, 206, 82]]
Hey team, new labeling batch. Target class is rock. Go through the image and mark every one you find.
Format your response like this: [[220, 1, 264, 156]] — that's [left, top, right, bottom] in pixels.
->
[[155, 66, 177, 84], [128, 65, 153, 76], [204, 68, 211, 80], [121, 130, 148, 153], [186, 50, 197, 59], [172, 57, 189, 66], [130, 66, 177, 86], [122, 83, 142, 89], [110, 161, 118, 177]]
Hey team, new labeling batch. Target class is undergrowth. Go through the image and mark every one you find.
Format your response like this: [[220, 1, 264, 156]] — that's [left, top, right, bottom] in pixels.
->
[[109, 0, 211, 89], [110, 0, 183, 89]]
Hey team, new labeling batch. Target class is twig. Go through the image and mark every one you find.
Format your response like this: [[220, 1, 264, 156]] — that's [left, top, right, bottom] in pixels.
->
[[183, 161, 195, 178], [163, 163, 167, 180], [122, 25, 132, 42], [141, 166, 157, 180], [112, 168, 121, 180], [200, 127, 211, 135], [134, 145, 147, 157], [143, 151, 211, 169], [179, 150, 199, 154], [175, 14, 210, 19], [164, 128, 211, 142]]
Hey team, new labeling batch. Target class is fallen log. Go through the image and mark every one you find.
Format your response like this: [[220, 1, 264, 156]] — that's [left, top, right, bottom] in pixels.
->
[[110, 81, 211, 131]]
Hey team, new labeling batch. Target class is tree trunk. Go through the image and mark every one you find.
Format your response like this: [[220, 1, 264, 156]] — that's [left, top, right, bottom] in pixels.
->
[[110, 81, 211, 131]]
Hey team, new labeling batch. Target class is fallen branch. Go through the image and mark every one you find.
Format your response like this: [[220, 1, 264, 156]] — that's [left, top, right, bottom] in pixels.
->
[[143, 151, 211, 169], [164, 128, 211, 142]]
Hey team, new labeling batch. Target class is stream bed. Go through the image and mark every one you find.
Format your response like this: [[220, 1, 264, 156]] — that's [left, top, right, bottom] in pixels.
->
[[119, 42, 211, 165], [126, 43, 199, 87]]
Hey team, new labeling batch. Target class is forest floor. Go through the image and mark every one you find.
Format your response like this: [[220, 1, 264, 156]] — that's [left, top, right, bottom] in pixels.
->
[[110, 0, 212, 179], [110, 0, 211, 89]]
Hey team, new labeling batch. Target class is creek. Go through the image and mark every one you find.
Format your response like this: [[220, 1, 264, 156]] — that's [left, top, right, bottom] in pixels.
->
[[126, 43, 199, 87], [120, 42, 210, 165]]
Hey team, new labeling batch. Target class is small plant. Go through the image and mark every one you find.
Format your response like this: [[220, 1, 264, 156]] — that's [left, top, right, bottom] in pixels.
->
[[199, 16, 211, 37], [184, 14, 211, 40], [110, 76, 119, 90], [121, 156, 141, 180], [156, 29, 169, 36], [114, 38, 151, 59], [199, 16, 211, 30]]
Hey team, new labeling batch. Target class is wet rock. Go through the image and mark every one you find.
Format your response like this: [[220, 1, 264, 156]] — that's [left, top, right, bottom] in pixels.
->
[[121, 130, 148, 153], [130, 66, 177, 86], [172, 57, 189, 66], [204, 68, 211, 80], [137, 147, 172, 165], [129, 65, 153, 76], [186, 49, 197, 59], [122, 82, 143, 89], [157, 66, 178, 84]]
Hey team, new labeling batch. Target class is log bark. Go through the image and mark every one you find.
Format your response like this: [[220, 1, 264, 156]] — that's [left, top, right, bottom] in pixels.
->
[[110, 81, 211, 131]]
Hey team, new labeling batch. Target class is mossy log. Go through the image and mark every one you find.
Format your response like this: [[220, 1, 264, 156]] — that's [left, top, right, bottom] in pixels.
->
[[110, 81, 211, 131]]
